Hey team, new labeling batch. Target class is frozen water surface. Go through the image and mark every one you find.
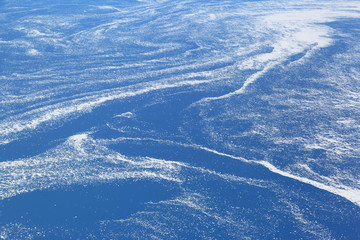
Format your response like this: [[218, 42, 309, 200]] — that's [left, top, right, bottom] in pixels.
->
[[1, 0, 360, 239]]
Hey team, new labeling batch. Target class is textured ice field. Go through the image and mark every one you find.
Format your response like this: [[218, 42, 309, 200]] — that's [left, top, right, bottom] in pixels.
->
[[1, 0, 360, 239]]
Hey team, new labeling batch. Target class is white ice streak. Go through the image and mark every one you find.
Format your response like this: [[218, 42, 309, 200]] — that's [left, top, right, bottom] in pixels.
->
[[202, 2, 360, 102], [182, 142, 360, 206], [203, 148, 360, 207], [202, 62, 277, 101], [0, 133, 184, 199], [175, 139, 360, 206], [0, 79, 208, 145], [0, 134, 273, 200], [108, 136, 360, 206]]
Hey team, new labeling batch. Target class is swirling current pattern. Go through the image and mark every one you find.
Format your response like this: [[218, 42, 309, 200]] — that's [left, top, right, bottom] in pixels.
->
[[1, 0, 360, 239]]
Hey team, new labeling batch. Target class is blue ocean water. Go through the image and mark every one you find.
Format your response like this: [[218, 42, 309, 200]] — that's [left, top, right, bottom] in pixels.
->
[[1, 0, 360, 239]]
